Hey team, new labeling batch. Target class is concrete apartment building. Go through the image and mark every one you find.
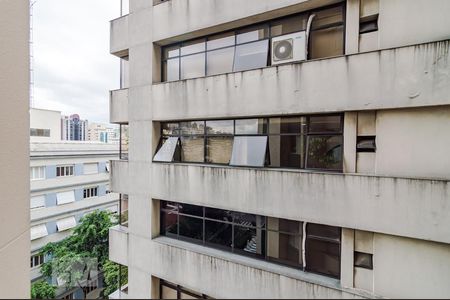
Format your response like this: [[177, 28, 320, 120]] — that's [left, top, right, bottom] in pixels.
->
[[0, 0, 30, 298], [61, 114, 88, 141], [88, 122, 120, 144], [108, 0, 450, 298], [30, 108, 120, 299]]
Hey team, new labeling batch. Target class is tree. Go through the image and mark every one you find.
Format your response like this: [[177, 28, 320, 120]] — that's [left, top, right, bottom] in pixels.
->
[[31, 280, 56, 299], [39, 210, 118, 298], [103, 260, 128, 297]]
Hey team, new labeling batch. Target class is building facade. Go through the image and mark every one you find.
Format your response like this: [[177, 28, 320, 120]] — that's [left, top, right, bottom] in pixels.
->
[[108, 0, 450, 298], [30, 141, 120, 298], [61, 114, 88, 141], [30, 108, 62, 142], [88, 122, 120, 144], [0, 0, 30, 298]]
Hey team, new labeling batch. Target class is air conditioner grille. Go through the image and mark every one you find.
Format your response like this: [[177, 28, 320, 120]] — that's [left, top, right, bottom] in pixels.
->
[[273, 38, 293, 61]]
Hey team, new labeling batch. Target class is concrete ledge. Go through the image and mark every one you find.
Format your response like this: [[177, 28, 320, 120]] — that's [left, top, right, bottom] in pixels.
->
[[151, 163, 450, 244], [30, 173, 109, 193], [109, 225, 129, 266], [110, 89, 129, 124], [110, 15, 129, 57], [152, 40, 450, 121], [111, 160, 130, 194]]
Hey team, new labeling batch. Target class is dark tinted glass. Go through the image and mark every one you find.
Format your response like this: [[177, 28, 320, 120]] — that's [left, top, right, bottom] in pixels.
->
[[232, 212, 257, 227], [178, 203, 203, 217], [309, 25, 344, 59], [307, 223, 341, 241], [180, 121, 205, 135], [308, 115, 342, 133], [269, 117, 307, 134], [270, 14, 308, 37], [305, 239, 340, 278], [357, 136, 376, 152], [354, 252, 373, 269], [306, 136, 342, 170], [268, 135, 306, 168], [161, 201, 179, 212], [179, 215, 203, 241], [311, 6, 344, 29], [205, 220, 232, 248], [234, 226, 265, 257], [206, 137, 233, 164], [267, 231, 302, 267], [161, 211, 178, 235], [279, 219, 302, 234], [206, 120, 234, 135], [205, 207, 233, 222]]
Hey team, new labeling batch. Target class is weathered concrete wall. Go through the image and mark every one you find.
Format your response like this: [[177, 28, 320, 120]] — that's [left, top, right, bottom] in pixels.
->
[[110, 14, 129, 57], [0, 0, 30, 297], [376, 106, 450, 180], [110, 88, 129, 124], [151, 163, 450, 244], [111, 160, 130, 194], [109, 225, 129, 266], [152, 41, 450, 121]]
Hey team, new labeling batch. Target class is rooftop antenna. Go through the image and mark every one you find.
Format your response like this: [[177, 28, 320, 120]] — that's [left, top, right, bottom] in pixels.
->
[[30, 0, 37, 108]]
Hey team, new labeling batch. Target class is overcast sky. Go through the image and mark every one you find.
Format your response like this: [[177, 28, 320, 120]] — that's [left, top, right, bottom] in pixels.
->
[[33, 0, 120, 123]]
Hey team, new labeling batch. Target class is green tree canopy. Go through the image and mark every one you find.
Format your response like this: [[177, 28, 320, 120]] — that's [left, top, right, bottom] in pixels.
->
[[31, 280, 56, 299]]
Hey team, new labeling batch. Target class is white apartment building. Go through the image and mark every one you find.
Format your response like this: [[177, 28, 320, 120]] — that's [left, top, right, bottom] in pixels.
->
[[30, 108, 62, 142], [0, 0, 30, 298], [108, 0, 450, 298], [88, 122, 120, 144]]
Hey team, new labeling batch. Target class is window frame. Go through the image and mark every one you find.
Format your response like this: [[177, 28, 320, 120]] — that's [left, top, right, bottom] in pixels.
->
[[56, 165, 74, 177], [30, 166, 46, 181], [83, 186, 99, 199]]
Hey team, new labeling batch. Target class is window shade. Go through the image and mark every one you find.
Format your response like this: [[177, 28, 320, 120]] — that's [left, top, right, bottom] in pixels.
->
[[31, 224, 48, 240], [56, 216, 77, 232], [31, 195, 45, 209], [56, 190, 75, 205], [84, 163, 98, 175]]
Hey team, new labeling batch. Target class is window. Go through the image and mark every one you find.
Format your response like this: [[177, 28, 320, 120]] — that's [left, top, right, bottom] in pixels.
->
[[357, 136, 376, 152], [354, 252, 373, 269], [30, 254, 44, 268], [156, 114, 343, 171], [30, 128, 50, 137], [30, 166, 46, 181], [56, 216, 77, 232], [31, 195, 45, 210], [160, 280, 209, 299], [83, 187, 98, 199], [120, 124, 129, 160], [31, 224, 48, 240], [83, 163, 98, 175], [160, 200, 341, 279], [305, 223, 341, 278], [161, 4, 345, 82], [56, 190, 75, 205], [359, 15, 378, 34], [56, 165, 74, 177]]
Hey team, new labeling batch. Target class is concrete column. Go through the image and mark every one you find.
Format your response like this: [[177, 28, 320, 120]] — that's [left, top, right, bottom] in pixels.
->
[[343, 112, 357, 173], [345, 0, 360, 54], [340, 228, 355, 289]]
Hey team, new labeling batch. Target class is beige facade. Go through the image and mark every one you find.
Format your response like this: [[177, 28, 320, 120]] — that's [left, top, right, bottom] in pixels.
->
[[0, 0, 30, 298], [108, 0, 450, 299], [30, 108, 62, 142]]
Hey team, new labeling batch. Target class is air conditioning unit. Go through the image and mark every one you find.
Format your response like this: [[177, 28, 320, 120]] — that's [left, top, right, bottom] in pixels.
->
[[271, 31, 306, 66]]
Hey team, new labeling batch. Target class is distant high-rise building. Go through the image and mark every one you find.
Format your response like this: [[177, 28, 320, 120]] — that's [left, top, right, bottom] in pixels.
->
[[88, 122, 119, 144], [61, 114, 88, 141]]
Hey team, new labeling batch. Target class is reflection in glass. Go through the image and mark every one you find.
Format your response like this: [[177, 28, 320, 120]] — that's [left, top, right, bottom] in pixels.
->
[[164, 58, 180, 82], [305, 238, 340, 278], [233, 40, 269, 72], [206, 137, 233, 164], [268, 135, 305, 168], [179, 215, 203, 241], [206, 120, 233, 135], [181, 53, 206, 79], [269, 117, 306, 134], [311, 6, 343, 30], [270, 14, 308, 37], [308, 115, 342, 133], [205, 220, 232, 248], [235, 119, 266, 135], [178, 202, 203, 217], [230, 136, 268, 167], [181, 137, 205, 163], [307, 223, 341, 241], [236, 26, 268, 44], [234, 226, 265, 257], [180, 39, 206, 55], [207, 32, 235, 50], [163, 45, 180, 58], [206, 47, 235, 76], [306, 136, 342, 170], [180, 121, 205, 135], [162, 122, 180, 136], [205, 207, 233, 222], [161, 212, 177, 235]]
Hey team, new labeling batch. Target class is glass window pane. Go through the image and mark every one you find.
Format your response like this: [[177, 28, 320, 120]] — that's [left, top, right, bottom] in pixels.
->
[[153, 137, 179, 162], [181, 53, 206, 80], [161, 201, 179, 213], [268, 135, 306, 168], [305, 239, 340, 278], [178, 202, 203, 217], [162, 122, 180, 136], [230, 136, 268, 167], [234, 226, 265, 257], [307, 223, 341, 241], [164, 58, 180, 82], [233, 40, 269, 72], [236, 26, 269, 44], [306, 136, 343, 170], [206, 120, 233, 135], [163, 45, 180, 58], [308, 115, 342, 133], [180, 39, 206, 55], [267, 230, 302, 267], [207, 32, 235, 50], [235, 119, 267, 135], [205, 220, 232, 249], [161, 212, 178, 236], [181, 292, 200, 299], [179, 215, 203, 241], [270, 14, 308, 37], [162, 285, 178, 299], [269, 117, 307, 134], [205, 207, 233, 222], [311, 6, 344, 30], [354, 252, 373, 269], [206, 137, 233, 164], [232, 212, 256, 227], [180, 121, 205, 135], [181, 137, 205, 163], [309, 25, 344, 59], [206, 47, 235, 76]]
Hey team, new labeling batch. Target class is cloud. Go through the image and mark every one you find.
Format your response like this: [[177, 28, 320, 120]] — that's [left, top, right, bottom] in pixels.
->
[[33, 0, 120, 123]]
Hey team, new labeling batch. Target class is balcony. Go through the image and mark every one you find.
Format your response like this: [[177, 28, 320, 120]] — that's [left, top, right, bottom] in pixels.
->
[[152, 40, 450, 121], [110, 14, 129, 57], [109, 225, 129, 266], [110, 88, 128, 124], [151, 163, 450, 244], [110, 160, 129, 194]]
